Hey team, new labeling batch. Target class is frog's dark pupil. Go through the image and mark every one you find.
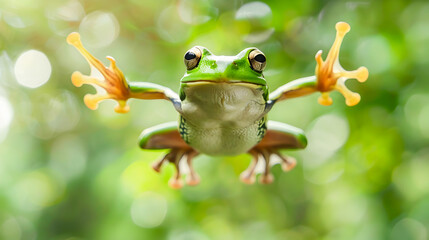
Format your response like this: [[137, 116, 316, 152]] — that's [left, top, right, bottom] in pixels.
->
[[185, 52, 196, 60], [255, 54, 266, 63]]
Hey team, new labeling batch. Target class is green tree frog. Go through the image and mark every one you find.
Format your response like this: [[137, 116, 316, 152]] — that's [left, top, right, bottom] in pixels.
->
[[67, 22, 368, 188]]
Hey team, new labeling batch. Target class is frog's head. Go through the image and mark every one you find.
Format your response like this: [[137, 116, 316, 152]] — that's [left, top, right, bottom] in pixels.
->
[[180, 46, 267, 86]]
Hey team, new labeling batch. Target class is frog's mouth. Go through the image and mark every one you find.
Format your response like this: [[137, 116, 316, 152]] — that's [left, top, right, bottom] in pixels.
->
[[184, 80, 263, 89]]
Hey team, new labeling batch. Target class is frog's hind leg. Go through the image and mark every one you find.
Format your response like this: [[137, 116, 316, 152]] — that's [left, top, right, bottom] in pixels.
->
[[139, 121, 199, 188], [240, 150, 259, 184], [241, 120, 307, 184]]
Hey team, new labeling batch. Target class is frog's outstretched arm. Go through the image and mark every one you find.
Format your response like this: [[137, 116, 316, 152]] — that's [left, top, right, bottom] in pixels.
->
[[67, 33, 181, 114], [268, 22, 368, 108]]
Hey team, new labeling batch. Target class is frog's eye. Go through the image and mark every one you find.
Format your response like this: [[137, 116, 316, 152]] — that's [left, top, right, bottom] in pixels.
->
[[184, 47, 202, 70], [249, 49, 266, 72]]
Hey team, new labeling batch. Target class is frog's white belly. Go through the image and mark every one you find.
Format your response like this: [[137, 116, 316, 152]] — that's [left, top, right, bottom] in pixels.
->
[[180, 82, 266, 156]]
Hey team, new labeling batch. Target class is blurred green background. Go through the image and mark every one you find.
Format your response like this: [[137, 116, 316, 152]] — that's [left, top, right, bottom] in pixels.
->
[[1, 0, 429, 239]]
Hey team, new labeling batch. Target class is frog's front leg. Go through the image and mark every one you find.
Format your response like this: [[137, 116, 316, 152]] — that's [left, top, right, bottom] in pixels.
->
[[139, 122, 200, 189], [67, 33, 181, 113], [268, 22, 368, 107]]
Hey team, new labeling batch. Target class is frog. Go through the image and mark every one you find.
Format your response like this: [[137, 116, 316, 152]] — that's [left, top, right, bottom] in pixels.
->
[[67, 22, 368, 189]]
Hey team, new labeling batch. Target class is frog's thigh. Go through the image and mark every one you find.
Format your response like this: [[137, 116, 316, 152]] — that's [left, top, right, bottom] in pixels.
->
[[254, 120, 307, 150], [139, 121, 191, 150], [139, 122, 199, 188]]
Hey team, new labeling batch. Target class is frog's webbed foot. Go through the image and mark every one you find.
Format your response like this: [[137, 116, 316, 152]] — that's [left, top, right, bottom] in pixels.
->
[[240, 150, 259, 184], [67, 32, 131, 113], [315, 22, 369, 106], [152, 149, 200, 189], [240, 149, 296, 185]]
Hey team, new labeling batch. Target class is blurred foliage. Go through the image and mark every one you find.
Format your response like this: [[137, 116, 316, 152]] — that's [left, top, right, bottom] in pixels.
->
[[1, 0, 429, 239]]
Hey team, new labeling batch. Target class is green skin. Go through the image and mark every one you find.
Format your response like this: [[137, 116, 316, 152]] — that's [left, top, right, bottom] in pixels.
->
[[68, 22, 367, 186], [137, 46, 315, 156]]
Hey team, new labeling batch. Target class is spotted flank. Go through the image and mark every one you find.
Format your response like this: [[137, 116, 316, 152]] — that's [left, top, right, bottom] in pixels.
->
[[179, 116, 189, 144], [257, 117, 267, 142]]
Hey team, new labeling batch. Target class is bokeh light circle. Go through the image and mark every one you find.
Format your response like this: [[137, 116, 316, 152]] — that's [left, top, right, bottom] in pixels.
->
[[157, 6, 190, 43], [0, 95, 13, 141], [235, 1, 273, 43], [1, 217, 21, 240], [235, 1, 272, 22], [355, 35, 392, 74], [10, 171, 64, 211], [130, 192, 167, 228], [404, 94, 429, 138], [167, 230, 211, 240], [302, 114, 350, 169], [177, 0, 212, 25], [79, 11, 120, 48], [390, 218, 427, 240], [54, 0, 85, 22], [49, 134, 87, 181], [14, 50, 51, 88]]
